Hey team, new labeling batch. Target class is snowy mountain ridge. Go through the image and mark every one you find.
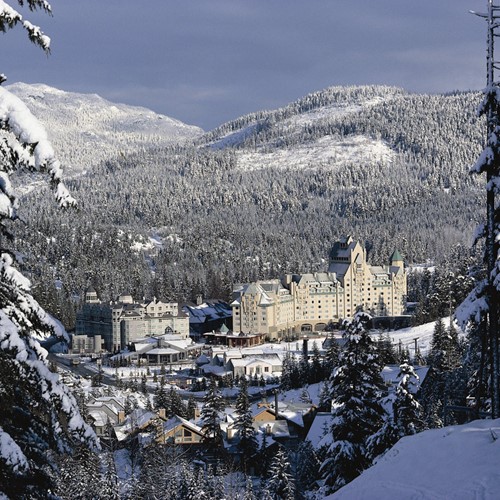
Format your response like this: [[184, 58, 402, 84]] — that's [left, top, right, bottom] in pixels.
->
[[6, 82, 204, 176], [205, 86, 401, 172]]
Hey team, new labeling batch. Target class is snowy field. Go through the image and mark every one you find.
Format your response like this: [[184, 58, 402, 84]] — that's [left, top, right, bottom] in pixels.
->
[[329, 418, 500, 500], [236, 134, 395, 172], [381, 317, 458, 358]]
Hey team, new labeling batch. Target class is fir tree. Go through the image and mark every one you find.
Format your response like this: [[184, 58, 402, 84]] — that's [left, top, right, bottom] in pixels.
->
[[266, 446, 295, 500], [169, 386, 188, 418], [234, 377, 258, 470], [394, 360, 423, 436], [187, 394, 197, 420], [309, 340, 323, 383], [320, 312, 386, 494], [318, 380, 332, 412], [292, 439, 321, 495], [155, 379, 169, 412], [201, 378, 225, 451], [100, 451, 120, 500], [322, 335, 340, 378], [0, 3, 97, 497]]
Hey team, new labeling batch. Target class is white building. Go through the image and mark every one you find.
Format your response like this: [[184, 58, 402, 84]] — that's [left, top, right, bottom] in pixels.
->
[[232, 237, 407, 340], [76, 291, 190, 352]]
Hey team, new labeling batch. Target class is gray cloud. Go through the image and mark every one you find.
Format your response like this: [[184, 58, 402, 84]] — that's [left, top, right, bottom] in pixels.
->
[[0, 0, 485, 130]]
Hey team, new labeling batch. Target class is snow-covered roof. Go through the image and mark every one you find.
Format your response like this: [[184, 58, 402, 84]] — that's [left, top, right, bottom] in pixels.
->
[[114, 409, 156, 441], [146, 347, 179, 355], [161, 415, 203, 435], [306, 412, 333, 449]]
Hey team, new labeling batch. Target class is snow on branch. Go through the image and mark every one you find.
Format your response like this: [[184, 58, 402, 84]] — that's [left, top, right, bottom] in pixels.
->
[[472, 223, 486, 246], [0, 86, 76, 211], [455, 279, 489, 327], [0, 1, 51, 51], [0, 1, 22, 30], [0, 426, 28, 473], [471, 146, 494, 174]]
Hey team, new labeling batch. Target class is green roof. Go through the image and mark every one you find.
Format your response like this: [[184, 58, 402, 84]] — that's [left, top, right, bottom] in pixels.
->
[[390, 249, 403, 262]]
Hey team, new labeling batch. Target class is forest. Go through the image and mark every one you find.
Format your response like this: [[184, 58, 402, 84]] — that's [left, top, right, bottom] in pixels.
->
[[11, 85, 485, 329]]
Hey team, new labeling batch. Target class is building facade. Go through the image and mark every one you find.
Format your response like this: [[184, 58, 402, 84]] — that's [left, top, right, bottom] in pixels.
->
[[231, 237, 407, 340], [76, 290, 190, 352]]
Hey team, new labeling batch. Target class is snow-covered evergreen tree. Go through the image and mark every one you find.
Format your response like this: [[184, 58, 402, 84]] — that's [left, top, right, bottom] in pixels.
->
[[394, 360, 423, 436], [265, 446, 295, 500], [154, 378, 169, 411], [100, 451, 120, 500], [201, 378, 225, 451], [292, 439, 320, 494], [234, 377, 258, 470], [0, 2, 96, 497], [367, 359, 423, 460], [320, 312, 386, 494]]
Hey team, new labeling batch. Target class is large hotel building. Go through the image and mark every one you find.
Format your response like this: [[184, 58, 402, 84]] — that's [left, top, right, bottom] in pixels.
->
[[231, 237, 407, 340]]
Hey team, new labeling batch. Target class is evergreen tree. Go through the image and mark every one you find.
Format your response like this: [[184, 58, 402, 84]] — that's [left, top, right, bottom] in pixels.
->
[[320, 312, 386, 494], [54, 445, 100, 500], [367, 360, 423, 461], [376, 332, 398, 365], [141, 373, 148, 394], [201, 378, 225, 451], [100, 451, 120, 500], [266, 446, 295, 500], [243, 475, 257, 500], [234, 377, 258, 470], [309, 341, 323, 383], [322, 335, 340, 379], [318, 380, 332, 412], [292, 439, 320, 495], [421, 318, 463, 428], [169, 386, 188, 418], [0, 4, 97, 497], [155, 379, 169, 412], [394, 360, 423, 436], [187, 395, 197, 420]]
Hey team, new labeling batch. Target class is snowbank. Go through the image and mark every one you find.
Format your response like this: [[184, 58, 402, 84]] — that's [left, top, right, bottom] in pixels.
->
[[329, 418, 500, 500]]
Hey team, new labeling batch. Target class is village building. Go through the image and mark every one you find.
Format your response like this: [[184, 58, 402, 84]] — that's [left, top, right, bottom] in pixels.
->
[[86, 396, 126, 437], [203, 324, 266, 348], [71, 333, 104, 354], [127, 334, 203, 365], [76, 290, 189, 352], [231, 236, 407, 340], [182, 297, 232, 340]]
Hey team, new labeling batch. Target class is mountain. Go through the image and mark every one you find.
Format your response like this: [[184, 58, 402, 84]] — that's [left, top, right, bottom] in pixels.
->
[[329, 418, 500, 499], [6, 82, 203, 176], [14, 84, 486, 325]]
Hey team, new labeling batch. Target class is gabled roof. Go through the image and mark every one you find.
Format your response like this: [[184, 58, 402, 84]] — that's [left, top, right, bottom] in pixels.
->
[[161, 415, 204, 436]]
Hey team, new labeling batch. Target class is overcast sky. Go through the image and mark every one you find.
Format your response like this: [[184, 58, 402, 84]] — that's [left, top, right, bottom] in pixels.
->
[[1, 1, 487, 130]]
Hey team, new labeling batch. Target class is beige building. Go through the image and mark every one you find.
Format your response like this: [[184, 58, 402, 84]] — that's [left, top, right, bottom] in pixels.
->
[[231, 237, 407, 340], [76, 290, 189, 352]]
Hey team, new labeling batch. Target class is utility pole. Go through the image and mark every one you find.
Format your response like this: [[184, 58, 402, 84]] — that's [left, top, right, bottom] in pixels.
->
[[471, 0, 500, 417]]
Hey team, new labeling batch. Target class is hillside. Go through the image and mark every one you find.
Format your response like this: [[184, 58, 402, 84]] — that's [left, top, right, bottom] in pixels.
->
[[329, 418, 500, 500], [12, 84, 486, 324], [6, 82, 203, 176]]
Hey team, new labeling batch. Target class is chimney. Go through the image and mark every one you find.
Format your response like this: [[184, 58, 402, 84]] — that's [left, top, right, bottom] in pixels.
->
[[158, 408, 166, 419], [196, 294, 203, 306], [118, 411, 125, 424]]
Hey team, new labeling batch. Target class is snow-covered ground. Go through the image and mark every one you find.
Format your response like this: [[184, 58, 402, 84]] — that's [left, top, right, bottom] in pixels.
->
[[329, 418, 500, 500], [236, 134, 395, 172], [383, 317, 458, 358]]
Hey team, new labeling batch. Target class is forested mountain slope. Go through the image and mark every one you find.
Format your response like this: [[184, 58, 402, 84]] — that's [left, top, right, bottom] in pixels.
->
[[7, 82, 203, 177], [13, 85, 485, 328]]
